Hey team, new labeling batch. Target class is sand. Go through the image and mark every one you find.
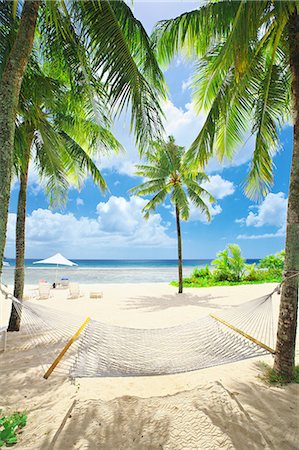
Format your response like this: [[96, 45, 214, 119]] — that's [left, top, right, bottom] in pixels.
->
[[0, 282, 298, 449]]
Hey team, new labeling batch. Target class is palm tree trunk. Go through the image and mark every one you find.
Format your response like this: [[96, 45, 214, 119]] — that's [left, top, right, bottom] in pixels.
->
[[8, 136, 32, 332], [0, 0, 40, 278], [273, 12, 299, 381], [175, 205, 183, 294]]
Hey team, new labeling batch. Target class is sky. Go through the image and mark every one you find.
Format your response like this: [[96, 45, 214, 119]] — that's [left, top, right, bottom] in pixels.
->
[[5, 1, 292, 260]]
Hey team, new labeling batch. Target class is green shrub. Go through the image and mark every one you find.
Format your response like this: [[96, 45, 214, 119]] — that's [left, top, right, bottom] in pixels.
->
[[212, 244, 246, 282], [0, 411, 27, 447], [190, 265, 211, 279], [244, 263, 265, 281], [179, 277, 193, 286], [258, 251, 284, 275], [171, 248, 283, 288]]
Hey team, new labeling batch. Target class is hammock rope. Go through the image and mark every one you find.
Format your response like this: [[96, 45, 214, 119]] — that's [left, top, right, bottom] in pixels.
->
[[0, 282, 278, 379]]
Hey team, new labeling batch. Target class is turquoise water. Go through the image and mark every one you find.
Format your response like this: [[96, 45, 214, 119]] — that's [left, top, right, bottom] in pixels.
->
[[2, 259, 260, 284]]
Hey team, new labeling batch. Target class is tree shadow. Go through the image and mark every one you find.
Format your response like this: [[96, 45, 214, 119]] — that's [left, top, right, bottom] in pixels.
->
[[121, 292, 231, 312], [215, 374, 299, 450], [40, 369, 299, 450], [42, 397, 171, 450]]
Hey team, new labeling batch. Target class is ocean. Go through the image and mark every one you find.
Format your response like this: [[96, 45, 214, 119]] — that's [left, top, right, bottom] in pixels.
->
[[1, 259, 260, 285]]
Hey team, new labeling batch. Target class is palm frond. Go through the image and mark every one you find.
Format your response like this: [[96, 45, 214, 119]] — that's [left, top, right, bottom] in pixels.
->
[[131, 136, 212, 223], [170, 184, 189, 220], [142, 187, 169, 219], [187, 186, 211, 222], [60, 131, 107, 193], [246, 18, 289, 199], [129, 178, 169, 197], [75, 0, 165, 149], [154, 0, 292, 201]]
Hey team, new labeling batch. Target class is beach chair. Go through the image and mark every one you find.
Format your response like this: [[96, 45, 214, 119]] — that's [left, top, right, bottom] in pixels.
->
[[89, 291, 103, 299], [68, 282, 82, 299], [60, 278, 69, 288], [38, 283, 51, 300]]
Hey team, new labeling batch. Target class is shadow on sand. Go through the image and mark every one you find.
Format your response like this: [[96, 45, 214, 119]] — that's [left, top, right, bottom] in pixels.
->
[[121, 292, 231, 312], [40, 371, 299, 450]]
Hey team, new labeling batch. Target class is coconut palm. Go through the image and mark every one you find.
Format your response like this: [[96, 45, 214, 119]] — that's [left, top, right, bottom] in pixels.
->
[[130, 137, 214, 293], [0, 0, 165, 275], [7, 58, 121, 332], [153, 0, 299, 381], [0, 0, 39, 279]]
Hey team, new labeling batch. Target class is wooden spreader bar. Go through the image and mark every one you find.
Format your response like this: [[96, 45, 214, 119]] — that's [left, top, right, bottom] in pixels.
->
[[43, 317, 91, 379], [210, 313, 275, 355]]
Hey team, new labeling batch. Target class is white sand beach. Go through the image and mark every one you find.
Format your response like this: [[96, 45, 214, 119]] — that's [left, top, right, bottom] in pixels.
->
[[1, 282, 298, 449]]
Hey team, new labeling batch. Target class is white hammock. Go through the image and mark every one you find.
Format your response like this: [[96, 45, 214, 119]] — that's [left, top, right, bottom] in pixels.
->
[[0, 284, 275, 379]]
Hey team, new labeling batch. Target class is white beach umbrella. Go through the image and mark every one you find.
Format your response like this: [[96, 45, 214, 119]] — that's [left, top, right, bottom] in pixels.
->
[[33, 253, 77, 283]]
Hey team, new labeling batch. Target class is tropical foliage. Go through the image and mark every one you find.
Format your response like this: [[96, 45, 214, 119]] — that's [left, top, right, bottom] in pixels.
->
[[172, 246, 283, 288], [212, 244, 246, 282], [130, 136, 214, 293], [0, 0, 166, 275], [8, 55, 123, 331], [0, 411, 27, 447], [153, 1, 295, 196], [258, 251, 285, 275], [153, 0, 299, 381]]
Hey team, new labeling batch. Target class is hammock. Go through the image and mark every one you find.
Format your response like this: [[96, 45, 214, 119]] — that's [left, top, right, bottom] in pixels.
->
[[0, 284, 275, 379]]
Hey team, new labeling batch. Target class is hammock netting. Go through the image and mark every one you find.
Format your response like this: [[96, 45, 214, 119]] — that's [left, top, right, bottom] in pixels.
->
[[0, 284, 275, 379]]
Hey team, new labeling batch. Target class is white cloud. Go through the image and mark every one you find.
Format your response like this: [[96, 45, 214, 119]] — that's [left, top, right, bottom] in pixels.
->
[[235, 218, 246, 225], [236, 192, 287, 240], [237, 229, 285, 240], [241, 192, 287, 228], [163, 100, 206, 148], [201, 175, 235, 199], [76, 198, 84, 206], [182, 76, 193, 92], [6, 196, 175, 258]]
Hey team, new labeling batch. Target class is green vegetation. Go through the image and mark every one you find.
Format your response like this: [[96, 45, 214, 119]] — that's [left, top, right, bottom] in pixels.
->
[[0, 411, 27, 447], [212, 244, 246, 282], [154, 0, 299, 381], [1, 0, 166, 330], [258, 251, 285, 277], [171, 245, 283, 288], [0, 0, 166, 276], [8, 54, 121, 331], [130, 137, 214, 294], [258, 362, 299, 386], [130, 136, 213, 293]]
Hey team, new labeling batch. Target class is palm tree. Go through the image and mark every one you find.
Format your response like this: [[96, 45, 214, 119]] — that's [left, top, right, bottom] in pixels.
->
[[7, 58, 121, 332], [0, 0, 40, 279], [130, 137, 214, 293], [0, 0, 165, 276], [153, 0, 299, 380]]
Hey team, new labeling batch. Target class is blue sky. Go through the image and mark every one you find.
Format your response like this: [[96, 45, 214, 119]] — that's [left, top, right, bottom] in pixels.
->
[[5, 1, 292, 260]]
